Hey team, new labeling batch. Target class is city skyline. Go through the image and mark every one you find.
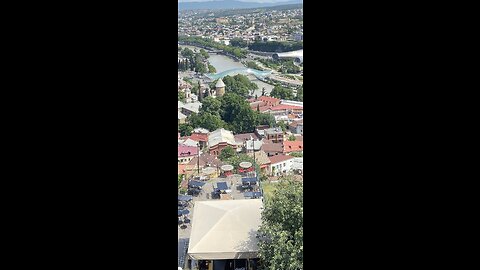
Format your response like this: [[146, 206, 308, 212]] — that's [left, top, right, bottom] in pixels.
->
[[178, 0, 293, 3]]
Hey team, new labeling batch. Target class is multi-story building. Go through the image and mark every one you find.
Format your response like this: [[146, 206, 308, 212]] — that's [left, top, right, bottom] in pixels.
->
[[208, 128, 239, 156], [264, 127, 284, 143]]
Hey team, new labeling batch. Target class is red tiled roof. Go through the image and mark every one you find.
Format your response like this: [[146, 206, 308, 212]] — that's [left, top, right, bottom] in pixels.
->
[[283, 141, 303, 153], [259, 96, 280, 103], [234, 133, 260, 142], [269, 154, 294, 164], [189, 133, 208, 142], [270, 104, 303, 111], [262, 142, 283, 153], [187, 152, 223, 167], [178, 145, 198, 157]]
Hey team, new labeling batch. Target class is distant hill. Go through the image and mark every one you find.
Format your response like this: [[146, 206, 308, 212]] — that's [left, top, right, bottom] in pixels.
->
[[178, 0, 303, 11]]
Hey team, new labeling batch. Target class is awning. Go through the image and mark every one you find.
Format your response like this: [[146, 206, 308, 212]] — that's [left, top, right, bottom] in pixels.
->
[[241, 177, 257, 185], [239, 161, 252, 169], [188, 180, 206, 188], [202, 166, 216, 175], [178, 195, 193, 201], [221, 164, 234, 171], [216, 182, 228, 191], [244, 192, 262, 199]]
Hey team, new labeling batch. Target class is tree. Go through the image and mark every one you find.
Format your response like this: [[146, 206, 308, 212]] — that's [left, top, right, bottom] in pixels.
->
[[181, 47, 194, 58], [178, 123, 193, 137], [208, 64, 216, 73], [178, 91, 186, 102], [257, 180, 303, 270], [289, 152, 303, 157], [219, 93, 257, 133], [270, 85, 295, 100], [296, 85, 303, 102], [276, 121, 287, 132], [197, 81, 203, 102], [255, 112, 275, 128], [199, 49, 209, 59], [288, 134, 296, 141], [189, 112, 225, 132], [219, 146, 236, 161], [221, 75, 258, 98], [230, 38, 247, 48], [200, 96, 222, 116]]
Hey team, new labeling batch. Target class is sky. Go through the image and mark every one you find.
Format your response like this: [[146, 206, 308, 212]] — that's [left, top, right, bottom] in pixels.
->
[[178, 0, 293, 3]]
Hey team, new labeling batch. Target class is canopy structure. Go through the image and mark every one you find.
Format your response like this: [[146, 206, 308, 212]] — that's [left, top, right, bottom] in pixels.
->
[[216, 182, 228, 191], [188, 199, 263, 260], [178, 209, 190, 216], [221, 164, 234, 171], [189, 181, 206, 188], [244, 192, 262, 199], [178, 195, 193, 202], [202, 166, 216, 175], [241, 177, 257, 185], [239, 162, 252, 169]]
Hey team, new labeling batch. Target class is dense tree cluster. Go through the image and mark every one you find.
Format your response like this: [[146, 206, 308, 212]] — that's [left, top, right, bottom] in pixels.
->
[[258, 179, 303, 270], [178, 47, 208, 74], [218, 146, 236, 161], [210, 74, 258, 98], [279, 60, 301, 74], [179, 92, 275, 135], [296, 85, 303, 102], [178, 36, 248, 58], [246, 61, 263, 70], [248, 41, 303, 52], [270, 85, 295, 100], [178, 91, 186, 102], [230, 38, 248, 48], [270, 84, 303, 102]]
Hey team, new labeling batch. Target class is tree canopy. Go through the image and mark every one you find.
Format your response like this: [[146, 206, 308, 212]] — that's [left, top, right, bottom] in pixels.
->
[[178, 123, 193, 137], [296, 85, 303, 102], [219, 146, 236, 161], [258, 179, 303, 270], [270, 85, 295, 100], [212, 74, 258, 98]]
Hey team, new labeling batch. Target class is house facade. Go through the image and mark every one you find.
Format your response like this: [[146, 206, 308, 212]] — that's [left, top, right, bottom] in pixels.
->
[[178, 145, 199, 164], [268, 154, 294, 176], [288, 120, 303, 135]]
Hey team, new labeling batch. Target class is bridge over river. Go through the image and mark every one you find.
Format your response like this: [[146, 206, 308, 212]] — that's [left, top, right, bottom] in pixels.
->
[[205, 68, 272, 80]]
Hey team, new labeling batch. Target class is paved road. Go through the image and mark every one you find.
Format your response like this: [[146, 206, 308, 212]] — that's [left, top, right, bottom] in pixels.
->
[[178, 238, 188, 268]]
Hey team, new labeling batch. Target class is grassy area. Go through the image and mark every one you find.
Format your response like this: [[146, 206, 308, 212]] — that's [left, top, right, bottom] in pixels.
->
[[178, 174, 183, 188], [262, 181, 278, 200]]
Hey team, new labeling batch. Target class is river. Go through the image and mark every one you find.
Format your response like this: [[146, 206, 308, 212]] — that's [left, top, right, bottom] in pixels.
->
[[180, 45, 274, 96]]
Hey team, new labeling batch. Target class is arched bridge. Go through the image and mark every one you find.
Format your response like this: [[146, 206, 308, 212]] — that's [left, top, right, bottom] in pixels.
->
[[205, 68, 272, 80]]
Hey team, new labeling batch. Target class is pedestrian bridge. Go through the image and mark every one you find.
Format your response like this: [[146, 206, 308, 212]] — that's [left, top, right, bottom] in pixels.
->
[[205, 68, 272, 80]]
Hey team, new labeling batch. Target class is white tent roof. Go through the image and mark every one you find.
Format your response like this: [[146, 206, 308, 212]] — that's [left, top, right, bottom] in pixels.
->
[[188, 199, 263, 260]]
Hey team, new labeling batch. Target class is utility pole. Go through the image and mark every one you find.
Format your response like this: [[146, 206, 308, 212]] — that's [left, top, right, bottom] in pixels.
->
[[197, 142, 200, 175]]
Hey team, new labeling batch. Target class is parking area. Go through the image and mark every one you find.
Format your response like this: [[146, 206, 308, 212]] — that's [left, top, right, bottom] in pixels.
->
[[178, 174, 262, 268]]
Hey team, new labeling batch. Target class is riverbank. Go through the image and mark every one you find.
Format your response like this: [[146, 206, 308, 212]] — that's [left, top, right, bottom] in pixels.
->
[[179, 44, 276, 96], [178, 41, 241, 61]]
